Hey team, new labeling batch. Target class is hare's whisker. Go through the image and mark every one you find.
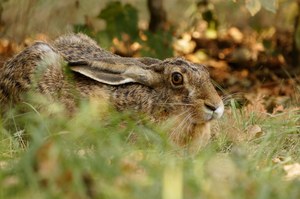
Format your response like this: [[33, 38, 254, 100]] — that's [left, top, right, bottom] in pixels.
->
[[154, 102, 194, 106], [176, 114, 193, 141], [177, 109, 192, 118], [222, 92, 245, 100], [170, 112, 192, 139]]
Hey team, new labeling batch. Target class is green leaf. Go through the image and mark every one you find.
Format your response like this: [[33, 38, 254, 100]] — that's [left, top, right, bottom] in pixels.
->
[[140, 30, 174, 59], [260, 0, 277, 13], [245, 0, 261, 16], [98, 1, 139, 41]]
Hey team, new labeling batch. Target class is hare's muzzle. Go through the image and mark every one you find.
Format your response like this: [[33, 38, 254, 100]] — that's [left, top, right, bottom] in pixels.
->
[[203, 102, 224, 121]]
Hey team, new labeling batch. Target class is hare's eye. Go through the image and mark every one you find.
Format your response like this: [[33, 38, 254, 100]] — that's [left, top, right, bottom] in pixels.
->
[[171, 72, 183, 86]]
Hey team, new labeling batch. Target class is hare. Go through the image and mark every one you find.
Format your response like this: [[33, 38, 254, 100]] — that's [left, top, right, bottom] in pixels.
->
[[0, 33, 224, 150]]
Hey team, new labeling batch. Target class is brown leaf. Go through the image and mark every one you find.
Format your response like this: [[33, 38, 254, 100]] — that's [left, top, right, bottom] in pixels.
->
[[272, 157, 284, 164], [283, 163, 300, 181], [272, 105, 284, 114], [35, 140, 60, 181], [174, 33, 196, 54], [246, 124, 263, 140], [228, 27, 243, 43]]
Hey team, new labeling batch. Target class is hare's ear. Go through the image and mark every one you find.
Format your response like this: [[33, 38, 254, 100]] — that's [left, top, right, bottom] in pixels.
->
[[68, 58, 161, 86], [134, 57, 161, 66], [134, 57, 164, 72]]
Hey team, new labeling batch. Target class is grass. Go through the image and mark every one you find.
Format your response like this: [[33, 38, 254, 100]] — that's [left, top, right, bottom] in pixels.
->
[[0, 95, 300, 199]]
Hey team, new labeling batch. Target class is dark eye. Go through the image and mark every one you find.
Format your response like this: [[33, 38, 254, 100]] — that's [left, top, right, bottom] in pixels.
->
[[171, 72, 183, 86]]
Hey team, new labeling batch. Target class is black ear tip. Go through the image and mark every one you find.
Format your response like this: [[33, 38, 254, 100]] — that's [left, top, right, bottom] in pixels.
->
[[68, 61, 89, 66]]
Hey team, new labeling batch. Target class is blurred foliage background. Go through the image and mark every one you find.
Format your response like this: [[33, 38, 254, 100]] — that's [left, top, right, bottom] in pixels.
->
[[0, 0, 298, 63]]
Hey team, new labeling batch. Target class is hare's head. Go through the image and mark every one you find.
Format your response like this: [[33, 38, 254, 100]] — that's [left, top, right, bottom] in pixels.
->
[[152, 58, 224, 124], [68, 57, 224, 126]]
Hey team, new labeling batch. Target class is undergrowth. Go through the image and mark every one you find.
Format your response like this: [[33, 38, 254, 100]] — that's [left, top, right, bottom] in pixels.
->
[[0, 95, 300, 199]]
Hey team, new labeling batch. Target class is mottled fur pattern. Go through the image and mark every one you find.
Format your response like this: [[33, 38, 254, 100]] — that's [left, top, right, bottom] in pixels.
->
[[0, 33, 224, 150]]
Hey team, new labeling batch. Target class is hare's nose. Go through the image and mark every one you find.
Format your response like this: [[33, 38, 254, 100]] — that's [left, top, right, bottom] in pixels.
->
[[214, 103, 224, 118], [204, 102, 217, 112], [204, 102, 224, 119]]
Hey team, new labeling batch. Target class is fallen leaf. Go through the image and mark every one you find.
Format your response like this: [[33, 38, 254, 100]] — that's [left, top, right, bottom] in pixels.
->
[[272, 156, 292, 164], [228, 27, 243, 43], [272, 105, 284, 114], [174, 33, 196, 54], [246, 124, 263, 140], [283, 163, 300, 181], [272, 157, 283, 164]]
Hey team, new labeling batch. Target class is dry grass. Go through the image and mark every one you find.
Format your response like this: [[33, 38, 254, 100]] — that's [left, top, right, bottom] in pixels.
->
[[0, 94, 300, 199]]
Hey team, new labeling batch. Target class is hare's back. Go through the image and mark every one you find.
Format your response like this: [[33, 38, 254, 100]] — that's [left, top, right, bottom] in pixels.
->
[[53, 33, 116, 62]]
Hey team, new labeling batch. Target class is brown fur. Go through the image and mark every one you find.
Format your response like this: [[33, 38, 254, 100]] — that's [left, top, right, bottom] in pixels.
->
[[0, 33, 224, 150]]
